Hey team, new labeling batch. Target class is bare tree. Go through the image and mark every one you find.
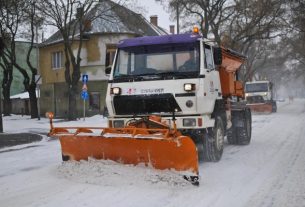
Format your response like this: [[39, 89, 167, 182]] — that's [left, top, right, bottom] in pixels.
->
[[37, 0, 120, 120], [162, 0, 234, 42], [0, 0, 41, 118], [15, 0, 42, 118], [284, 1, 305, 67], [221, 0, 286, 82], [0, 0, 23, 116], [222, 0, 285, 51]]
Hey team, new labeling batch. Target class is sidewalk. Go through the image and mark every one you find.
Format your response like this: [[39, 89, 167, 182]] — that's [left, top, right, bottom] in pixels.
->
[[0, 133, 43, 148]]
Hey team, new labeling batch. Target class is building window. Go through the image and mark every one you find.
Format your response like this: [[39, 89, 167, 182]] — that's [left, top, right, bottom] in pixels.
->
[[89, 92, 100, 111], [105, 45, 117, 67], [52, 51, 63, 69]]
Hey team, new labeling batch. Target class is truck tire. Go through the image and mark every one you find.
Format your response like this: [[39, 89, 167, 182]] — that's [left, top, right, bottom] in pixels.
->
[[195, 136, 205, 162], [182, 131, 205, 162], [236, 109, 252, 145], [226, 124, 237, 145], [203, 116, 224, 162]]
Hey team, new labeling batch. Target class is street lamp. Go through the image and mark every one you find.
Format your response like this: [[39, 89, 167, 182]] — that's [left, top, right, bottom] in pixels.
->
[[155, 0, 180, 34], [35, 17, 43, 120], [0, 36, 4, 132], [175, 2, 180, 34]]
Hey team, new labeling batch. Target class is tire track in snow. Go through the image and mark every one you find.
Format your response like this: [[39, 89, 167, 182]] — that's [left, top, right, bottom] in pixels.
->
[[245, 100, 305, 207]]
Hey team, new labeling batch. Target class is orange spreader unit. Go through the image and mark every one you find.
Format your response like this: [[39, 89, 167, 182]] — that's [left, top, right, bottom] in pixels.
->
[[219, 48, 246, 98]]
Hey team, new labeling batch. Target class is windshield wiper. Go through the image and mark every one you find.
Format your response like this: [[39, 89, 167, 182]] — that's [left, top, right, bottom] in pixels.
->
[[114, 74, 133, 80], [156, 71, 194, 78], [114, 74, 145, 81], [136, 73, 161, 80]]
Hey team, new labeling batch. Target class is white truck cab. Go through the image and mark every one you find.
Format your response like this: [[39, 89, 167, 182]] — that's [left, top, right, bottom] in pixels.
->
[[105, 33, 252, 162], [245, 81, 273, 101], [106, 34, 222, 129], [245, 80, 277, 112]]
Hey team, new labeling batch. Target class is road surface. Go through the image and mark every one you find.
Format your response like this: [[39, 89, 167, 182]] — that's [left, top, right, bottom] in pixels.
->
[[0, 100, 304, 207]]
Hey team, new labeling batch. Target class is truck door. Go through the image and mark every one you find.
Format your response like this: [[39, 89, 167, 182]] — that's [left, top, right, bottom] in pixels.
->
[[202, 44, 222, 111]]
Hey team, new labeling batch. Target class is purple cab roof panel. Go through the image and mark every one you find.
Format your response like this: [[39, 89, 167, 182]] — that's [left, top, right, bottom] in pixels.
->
[[118, 33, 201, 48]]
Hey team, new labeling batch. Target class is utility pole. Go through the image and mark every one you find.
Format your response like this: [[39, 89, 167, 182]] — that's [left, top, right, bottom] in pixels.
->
[[0, 81, 3, 133], [0, 36, 4, 133], [155, 0, 180, 33], [176, 2, 180, 34], [36, 24, 40, 120]]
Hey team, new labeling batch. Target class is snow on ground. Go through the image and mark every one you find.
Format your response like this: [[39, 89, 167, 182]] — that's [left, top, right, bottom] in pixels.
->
[[0, 99, 305, 207], [2, 114, 108, 134]]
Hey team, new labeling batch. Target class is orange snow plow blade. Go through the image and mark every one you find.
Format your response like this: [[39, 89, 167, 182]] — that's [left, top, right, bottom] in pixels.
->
[[247, 103, 272, 113], [47, 114, 199, 185]]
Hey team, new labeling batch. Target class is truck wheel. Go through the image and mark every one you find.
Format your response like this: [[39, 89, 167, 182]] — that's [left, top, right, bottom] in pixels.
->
[[226, 124, 237, 145], [195, 136, 205, 162], [236, 109, 252, 145], [183, 131, 205, 162], [203, 116, 224, 162]]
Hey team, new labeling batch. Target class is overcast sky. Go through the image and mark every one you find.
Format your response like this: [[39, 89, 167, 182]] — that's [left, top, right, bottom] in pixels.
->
[[136, 0, 175, 32]]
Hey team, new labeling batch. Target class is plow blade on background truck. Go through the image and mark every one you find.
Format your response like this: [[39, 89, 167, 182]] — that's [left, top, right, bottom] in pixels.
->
[[47, 115, 199, 185], [245, 81, 277, 113], [247, 103, 273, 113]]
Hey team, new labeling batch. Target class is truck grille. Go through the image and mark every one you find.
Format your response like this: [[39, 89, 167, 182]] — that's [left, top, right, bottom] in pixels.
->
[[113, 93, 181, 115]]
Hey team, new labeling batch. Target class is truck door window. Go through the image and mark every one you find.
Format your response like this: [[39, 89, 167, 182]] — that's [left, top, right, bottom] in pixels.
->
[[114, 51, 129, 76], [204, 45, 214, 70]]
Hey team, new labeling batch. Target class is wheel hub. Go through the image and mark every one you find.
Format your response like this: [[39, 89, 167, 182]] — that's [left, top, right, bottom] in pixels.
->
[[216, 127, 224, 151]]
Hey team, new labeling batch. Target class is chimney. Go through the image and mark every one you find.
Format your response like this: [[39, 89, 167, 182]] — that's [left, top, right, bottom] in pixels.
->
[[170, 25, 175, 34], [150, 15, 158, 27]]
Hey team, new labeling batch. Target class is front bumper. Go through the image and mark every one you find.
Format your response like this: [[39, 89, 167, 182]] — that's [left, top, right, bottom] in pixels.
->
[[108, 114, 215, 129]]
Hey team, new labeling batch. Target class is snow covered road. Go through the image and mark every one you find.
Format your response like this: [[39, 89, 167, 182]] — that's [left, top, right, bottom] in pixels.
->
[[0, 100, 305, 207]]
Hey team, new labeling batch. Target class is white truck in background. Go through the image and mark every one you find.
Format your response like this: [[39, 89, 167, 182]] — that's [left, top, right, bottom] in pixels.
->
[[245, 80, 277, 113]]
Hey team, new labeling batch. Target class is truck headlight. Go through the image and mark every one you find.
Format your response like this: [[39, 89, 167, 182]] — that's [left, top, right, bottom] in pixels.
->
[[184, 83, 196, 92], [111, 87, 121, 95], [183, 118, 196, 127], [113, 120, 124, 128]]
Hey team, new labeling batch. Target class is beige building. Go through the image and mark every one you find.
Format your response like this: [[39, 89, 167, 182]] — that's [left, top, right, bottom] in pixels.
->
[[39, 1, 168, 118]]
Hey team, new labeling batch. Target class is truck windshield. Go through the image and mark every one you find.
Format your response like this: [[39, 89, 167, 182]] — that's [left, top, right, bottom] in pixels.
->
[[245, 83, 269, 92], [113, 43, 199, 79]]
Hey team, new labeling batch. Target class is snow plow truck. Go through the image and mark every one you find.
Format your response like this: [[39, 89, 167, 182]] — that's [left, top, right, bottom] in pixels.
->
[[47, 29, 252, 185], [245, 80, 277, 113]]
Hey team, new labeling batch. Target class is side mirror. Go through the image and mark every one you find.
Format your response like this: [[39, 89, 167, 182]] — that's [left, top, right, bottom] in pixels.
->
[[105, 66, 112, 75], [213, 47, 222, 66]]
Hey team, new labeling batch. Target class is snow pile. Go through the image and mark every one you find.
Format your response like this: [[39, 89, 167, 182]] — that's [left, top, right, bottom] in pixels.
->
[[3, 114, 107, 134], [56, 158, 192, 188]]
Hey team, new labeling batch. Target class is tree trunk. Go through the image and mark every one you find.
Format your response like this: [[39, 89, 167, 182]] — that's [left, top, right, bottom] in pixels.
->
[[28, 83, 38, 119], [2, 69, 13, 116]]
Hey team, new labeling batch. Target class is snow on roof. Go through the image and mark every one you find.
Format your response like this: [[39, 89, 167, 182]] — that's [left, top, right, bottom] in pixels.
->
[[41, 0, 168, 46]]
